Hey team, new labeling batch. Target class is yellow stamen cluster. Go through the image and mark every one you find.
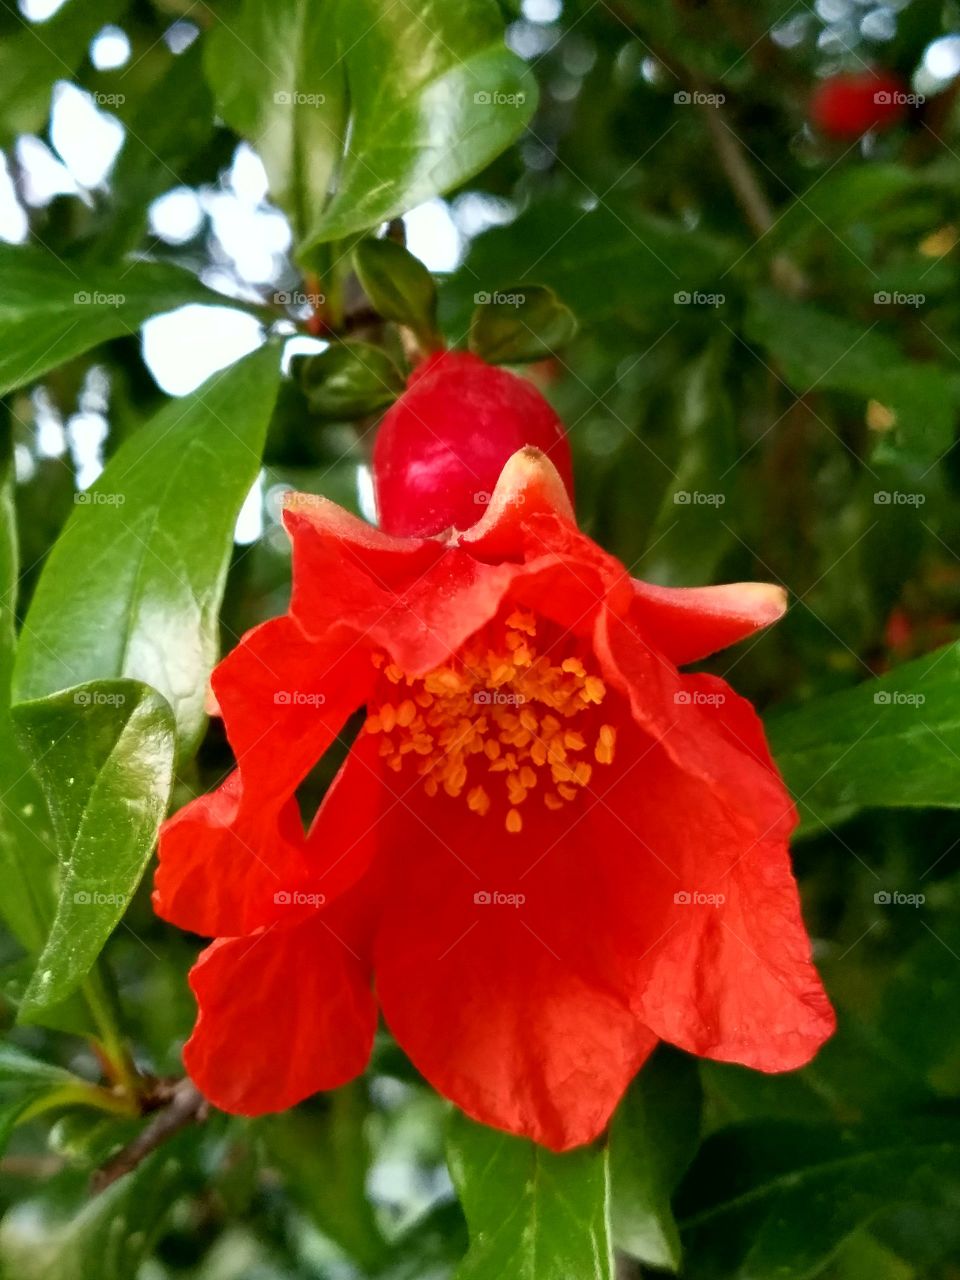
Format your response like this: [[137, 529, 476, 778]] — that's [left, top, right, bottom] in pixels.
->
[[364, 611, 617, 833]]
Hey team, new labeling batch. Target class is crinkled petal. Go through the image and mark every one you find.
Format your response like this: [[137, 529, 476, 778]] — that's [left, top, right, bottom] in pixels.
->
[[184, 909, 376, 1114], [153, 774, 309, 937], [373, 795, 657, 1152]]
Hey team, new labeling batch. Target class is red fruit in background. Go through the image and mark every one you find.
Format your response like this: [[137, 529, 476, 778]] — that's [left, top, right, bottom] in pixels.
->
[[810, 69, 909, 138], [373, 350, 574, 537]]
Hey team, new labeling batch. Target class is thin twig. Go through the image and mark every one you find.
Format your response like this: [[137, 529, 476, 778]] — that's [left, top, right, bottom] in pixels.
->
[[91, 1079, 208, 1192]]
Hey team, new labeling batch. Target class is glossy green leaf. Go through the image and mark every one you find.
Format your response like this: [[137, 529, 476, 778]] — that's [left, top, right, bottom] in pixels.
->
[[610, 1049, 702, 1272], [469, 284, 578, 363], [448, 1112, 614, 1280], [353, 238, 440, 345], [304, 0, 536, 246], [13, 344, 282, 753], [744, 290, 960, 462], [0, 247, 232, 397], [0, 0, 127, 145], [769, 642, 960, 834], [296, 341, 405, 419], [676, 1118, 960, 1280], [0, 419, 57, 956], [204, 0, 347, 246], [12, 679, 176, 1016]]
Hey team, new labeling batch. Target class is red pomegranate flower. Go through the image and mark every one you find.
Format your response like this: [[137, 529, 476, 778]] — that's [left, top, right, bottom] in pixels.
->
[[154, 446, 834, 1152], [810, 68, 909, 139]]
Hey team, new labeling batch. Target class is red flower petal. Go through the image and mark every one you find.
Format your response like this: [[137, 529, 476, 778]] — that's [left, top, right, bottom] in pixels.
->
[[184, 910, 376, 1114], [373, 799, 656, 1151], [153, 775, 308, 937], [155, 613, 377, 937], [631, 580, 788, 666], [593, 609, 834, 1068], [284, 496, 518, 675]]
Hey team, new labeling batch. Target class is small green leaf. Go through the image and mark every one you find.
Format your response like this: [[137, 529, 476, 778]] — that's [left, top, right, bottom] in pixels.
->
[[0, 1044, 83, 1157], [304, 0, 536, 246], [296, 342, 405, 419], [12, 679, 176, 1017], [0, 247, 233, 396], [204, 0, 347, 247], [13, 344, 282, 755], [769, 642, 960, 834], [469, 285, 578, 364], [448, 1111, 614, 1280], [610, 1049, 702, 1272], [353, 238, 440, 346]]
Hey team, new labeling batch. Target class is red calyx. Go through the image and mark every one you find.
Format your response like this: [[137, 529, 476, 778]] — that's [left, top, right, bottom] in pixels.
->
[[372, 350, 574, 537], [810, 69, 909, 139]]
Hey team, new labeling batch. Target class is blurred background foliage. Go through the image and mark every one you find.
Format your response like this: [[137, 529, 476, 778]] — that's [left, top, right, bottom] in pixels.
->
[[2, 0, 960, 1276]]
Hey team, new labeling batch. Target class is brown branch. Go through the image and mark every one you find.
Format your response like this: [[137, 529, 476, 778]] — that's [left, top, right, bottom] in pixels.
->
[[91, 1078, 208, 1193]]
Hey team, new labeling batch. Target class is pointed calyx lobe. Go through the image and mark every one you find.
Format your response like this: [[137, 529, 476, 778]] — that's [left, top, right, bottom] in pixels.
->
[[154, 446, 833, 1152]]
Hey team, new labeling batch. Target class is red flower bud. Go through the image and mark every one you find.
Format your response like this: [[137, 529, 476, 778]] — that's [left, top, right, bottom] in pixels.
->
[[373, 350, 574, 537], [810, 69, 909, 139]]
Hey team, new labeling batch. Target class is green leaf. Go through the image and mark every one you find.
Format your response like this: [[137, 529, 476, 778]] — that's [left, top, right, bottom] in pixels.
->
[[0, 0, 127, 145], [0, 418, 58, 956], [0, 1043, 82, 1156], [296, 341, 405, 419], [353, 238, 440, 345], [204, 0, 347, 247], [0, 247, 231, 397], [304, 0, 536, 247], [13, 344, 282, 754], [447, 1111, 614, 1280], [610, 1049, 702, 1272], [469, 285, 578, 363], [744, 289, 960, 462], [769, 642, 960, 835], [260, 1086, 387, 1271], [676, 1118, 960, 1280], [12, 679, 176, 1017]]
